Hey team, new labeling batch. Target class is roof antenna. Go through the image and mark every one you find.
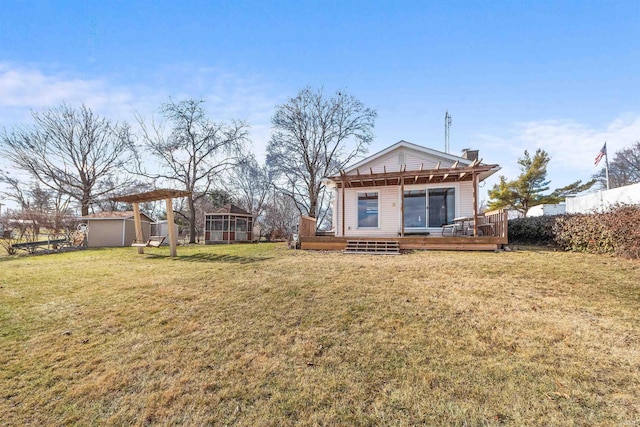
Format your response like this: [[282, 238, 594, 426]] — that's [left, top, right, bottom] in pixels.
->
[[444, 110, 452, 154]]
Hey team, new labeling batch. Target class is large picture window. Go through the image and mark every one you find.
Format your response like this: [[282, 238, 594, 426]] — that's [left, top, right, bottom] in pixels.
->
[[404, 190, 426, 228], [358, 192, 379, 228], [428, 188, 455, 227]]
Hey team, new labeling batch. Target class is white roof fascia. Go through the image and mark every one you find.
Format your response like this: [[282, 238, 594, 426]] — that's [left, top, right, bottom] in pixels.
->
[[478, 166, 501, 182]]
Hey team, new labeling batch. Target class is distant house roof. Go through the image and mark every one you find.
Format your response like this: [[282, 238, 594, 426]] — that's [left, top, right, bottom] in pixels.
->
[[82, 211, 154, 222], [208, 204, 253, 216]]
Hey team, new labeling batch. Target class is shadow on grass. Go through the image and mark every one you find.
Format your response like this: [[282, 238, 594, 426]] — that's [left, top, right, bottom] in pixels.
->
[[146, 252, 273, 264]]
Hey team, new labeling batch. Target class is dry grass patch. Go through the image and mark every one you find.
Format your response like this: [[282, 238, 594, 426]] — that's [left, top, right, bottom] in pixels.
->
[[1, 244, 639, 426]]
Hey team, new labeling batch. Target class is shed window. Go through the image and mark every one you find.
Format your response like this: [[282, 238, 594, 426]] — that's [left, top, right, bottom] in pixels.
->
[[358, 192, 379, 228]]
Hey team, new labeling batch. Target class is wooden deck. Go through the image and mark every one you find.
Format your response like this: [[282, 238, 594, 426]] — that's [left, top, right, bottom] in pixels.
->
[[300, 235, 507, 251], [298, 210, 508, 252]]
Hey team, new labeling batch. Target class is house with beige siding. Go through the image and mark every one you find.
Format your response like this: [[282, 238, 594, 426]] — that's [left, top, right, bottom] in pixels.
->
[[82, 211, 153, 247], [301, 140, 508, 251]]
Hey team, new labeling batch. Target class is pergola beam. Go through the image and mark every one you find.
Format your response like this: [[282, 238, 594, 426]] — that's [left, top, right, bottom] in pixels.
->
[[111, 188, 191, 257], [329, 164, 499, 188]]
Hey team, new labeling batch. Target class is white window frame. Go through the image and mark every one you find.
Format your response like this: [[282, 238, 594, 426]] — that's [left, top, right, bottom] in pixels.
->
[[357, 191, 380, 229], [400, 183, 461, 230]]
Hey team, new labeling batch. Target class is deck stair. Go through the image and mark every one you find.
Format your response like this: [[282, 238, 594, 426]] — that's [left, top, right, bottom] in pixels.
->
[[343, 240, 400, 255]]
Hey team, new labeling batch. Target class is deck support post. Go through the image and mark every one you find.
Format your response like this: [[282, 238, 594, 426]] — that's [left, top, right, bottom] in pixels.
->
[[165, 197, 177, 257], [132, 202, 144, 254]]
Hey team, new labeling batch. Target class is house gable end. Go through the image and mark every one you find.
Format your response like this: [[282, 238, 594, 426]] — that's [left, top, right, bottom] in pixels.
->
[[344, 141, 470, 176]]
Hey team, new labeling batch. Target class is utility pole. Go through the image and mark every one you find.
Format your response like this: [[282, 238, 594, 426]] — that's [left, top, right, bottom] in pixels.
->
[[444, 110, 452, 154]]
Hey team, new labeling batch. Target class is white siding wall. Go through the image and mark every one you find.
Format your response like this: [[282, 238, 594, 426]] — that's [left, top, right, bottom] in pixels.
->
[[341, 186, 400, 237], [458, 181, 474, 217], [336, 180, 477, 237]]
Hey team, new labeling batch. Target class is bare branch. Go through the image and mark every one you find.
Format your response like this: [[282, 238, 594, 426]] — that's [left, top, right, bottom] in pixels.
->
[[136, 99, 249, 242], [0, 104, 136, 216], [267, 87, 376, 221]]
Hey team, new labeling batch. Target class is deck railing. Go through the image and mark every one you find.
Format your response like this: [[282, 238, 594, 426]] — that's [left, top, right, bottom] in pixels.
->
[[481, 209, 508, 238], [298, 215, 317, 238]]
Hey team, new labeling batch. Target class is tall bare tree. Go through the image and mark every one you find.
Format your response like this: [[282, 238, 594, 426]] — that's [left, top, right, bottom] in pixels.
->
[[228, 155, 274, 217], [267, 87, 376, 221], [0, 104, 135, 216], [262, 191, 299, 240], [137, 99, 248, 243], [594, 141, 640, 188]]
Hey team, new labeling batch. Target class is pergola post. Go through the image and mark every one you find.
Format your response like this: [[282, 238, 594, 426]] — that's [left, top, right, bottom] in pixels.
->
[[400, 177, 405, 237], [111, 189, 192, 257], [472, 171, 479, 237], [132, 202, 144, 254], [165, 197, 177, 257], [341, 181, 346, 237]]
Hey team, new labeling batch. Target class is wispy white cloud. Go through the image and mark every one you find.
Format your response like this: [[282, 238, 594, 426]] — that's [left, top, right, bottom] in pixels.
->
[[0, 62, 283, 160], [514, 116, 640, 173], [144, 64, 283, 158], [476, 114, 640, 193], [0, 62, 135, 120]]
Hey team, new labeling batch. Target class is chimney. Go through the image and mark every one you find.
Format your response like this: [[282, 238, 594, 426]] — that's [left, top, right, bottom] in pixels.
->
[[461, 148, 479, 161]]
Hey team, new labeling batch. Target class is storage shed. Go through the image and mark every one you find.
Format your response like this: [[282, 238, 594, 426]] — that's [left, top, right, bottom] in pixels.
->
[[82, 211, 153, 247], [204, 204, 254, 244], [151, 220, 180, 245]]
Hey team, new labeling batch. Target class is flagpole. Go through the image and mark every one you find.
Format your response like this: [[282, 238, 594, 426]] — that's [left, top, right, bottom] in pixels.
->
[[604, 142, 610, 190]]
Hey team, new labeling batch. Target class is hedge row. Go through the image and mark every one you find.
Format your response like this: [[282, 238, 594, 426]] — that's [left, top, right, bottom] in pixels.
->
[[508, 215, 558, 246], [507, 204, 640, 259]]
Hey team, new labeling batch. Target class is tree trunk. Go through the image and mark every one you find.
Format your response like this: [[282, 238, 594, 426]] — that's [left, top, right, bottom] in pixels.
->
[[188, 195, 197, 244], [81, 194, 91, 217], [308, 185, 317, 218]]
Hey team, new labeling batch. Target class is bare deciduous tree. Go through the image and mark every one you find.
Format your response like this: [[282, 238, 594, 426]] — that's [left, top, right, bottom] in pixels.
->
[[262, 191, 299, 240], [228, 155, 273, 217], [0, 177, 76, 238], [594, 141, 640, 188], [137, 99, 248, 243], [0, 104, 135, 216], [267, 87, 376, 222]]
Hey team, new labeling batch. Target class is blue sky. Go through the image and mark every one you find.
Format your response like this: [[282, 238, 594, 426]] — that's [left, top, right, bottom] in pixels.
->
[[1, 0, 638, 206]]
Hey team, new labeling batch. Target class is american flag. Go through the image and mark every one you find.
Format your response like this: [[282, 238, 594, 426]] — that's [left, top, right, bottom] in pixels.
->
[[594, 142, 607, 166]]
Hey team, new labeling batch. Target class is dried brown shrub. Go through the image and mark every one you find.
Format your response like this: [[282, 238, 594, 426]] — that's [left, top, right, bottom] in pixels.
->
[[553, 203, 640, 258]]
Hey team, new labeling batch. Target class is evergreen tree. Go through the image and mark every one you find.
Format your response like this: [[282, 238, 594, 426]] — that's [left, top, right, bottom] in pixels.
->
[[488, 149, 595, 217]]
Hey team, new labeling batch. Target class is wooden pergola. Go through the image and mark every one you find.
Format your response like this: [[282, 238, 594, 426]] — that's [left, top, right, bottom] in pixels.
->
[[111, 189, 192, 257], [328, 160, 500, 237]]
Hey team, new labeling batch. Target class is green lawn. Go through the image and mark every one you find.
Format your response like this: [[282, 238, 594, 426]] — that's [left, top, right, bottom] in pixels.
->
[[1, 244, 638, 426]]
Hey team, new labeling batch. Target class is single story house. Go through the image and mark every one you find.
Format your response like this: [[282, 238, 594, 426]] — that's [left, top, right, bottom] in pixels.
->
[[204, 204, 255, 244], [302, 140, 506, 251], [82, 211, 153, 247]]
